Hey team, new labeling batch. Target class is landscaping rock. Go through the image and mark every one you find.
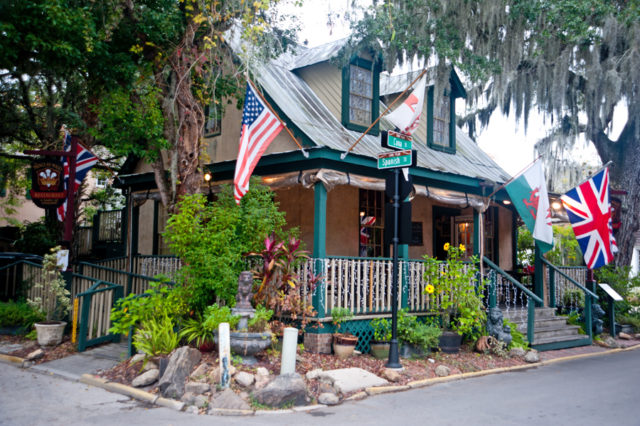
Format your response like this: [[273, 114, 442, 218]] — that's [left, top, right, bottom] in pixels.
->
[[181, 391, 210, 408], [208, 367, 220, 384], [143, 361, 158, 371], [619, 332, 632, 340], [26, 349, 44, 361], [253, 373, 308, 407], [190, 363, 209, 378], [306, 368, 323, 380], [381, 368, 402, 383], [435, 365, 451, 377], [318, 392, 340, 405], [130, 353, 146, 364], [185, 381, 210, 395], [509, 347, 526, 358], [158, 346, 202, 399], [209, 388, 251, 411], [256, 367, 269, 377], [254, 367, 270, 390], [132, 369, 159, 387], [524, 350, 540, 363], [317, 381, 336, 395], [317, 368, 388, 394], [234, 371, 254, 388]]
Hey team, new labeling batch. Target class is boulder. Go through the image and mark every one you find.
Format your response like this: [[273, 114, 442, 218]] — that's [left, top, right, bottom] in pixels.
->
[[305, 368, 323, 380], [435, 365, 451, 377], [234, 371, 255, 388], [509, 347, 526, 358], [255, 367, 270, 378], [158, 346, 202, 399], [132, 369, 160, 387], [381, 368, 402, 383], [185, 381, 211, 395], [524, 350, 540, 363], [143, 361, 158, 371], [253, 373, 308, 407], [318, 392, 340, 405], [190, 363, 209, 379], [209, 388, 251, 411], [129, 353, 146, 364], [619, 332, 632, 340]]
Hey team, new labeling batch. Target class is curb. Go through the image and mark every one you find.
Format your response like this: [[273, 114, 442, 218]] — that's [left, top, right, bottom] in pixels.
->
[[0, 353, 27, 367]]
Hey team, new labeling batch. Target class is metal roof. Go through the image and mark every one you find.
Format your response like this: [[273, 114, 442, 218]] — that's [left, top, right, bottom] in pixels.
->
[[254, 47, 510, 184]]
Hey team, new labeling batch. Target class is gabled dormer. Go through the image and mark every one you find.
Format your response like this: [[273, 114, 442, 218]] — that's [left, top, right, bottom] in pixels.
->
[[426, 70, 466, 154], [341, 53, 382, 135]]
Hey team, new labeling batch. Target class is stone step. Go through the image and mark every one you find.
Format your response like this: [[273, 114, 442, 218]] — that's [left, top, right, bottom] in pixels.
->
[[503, 307, 558, 322], [532, 334, 588, 346], [531, 325, 582, 340], [512, 317, 574, 333]]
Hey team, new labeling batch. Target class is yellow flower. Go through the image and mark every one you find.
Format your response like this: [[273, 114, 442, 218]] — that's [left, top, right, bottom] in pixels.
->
[[444, 242, 450, 251], [425, 284, 435, 294], [459, 244, 466, 252]]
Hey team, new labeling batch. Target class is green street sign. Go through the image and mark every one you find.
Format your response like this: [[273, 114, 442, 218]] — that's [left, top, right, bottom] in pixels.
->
[[381, 130, 412, 150], [377, 149, 416, 169]]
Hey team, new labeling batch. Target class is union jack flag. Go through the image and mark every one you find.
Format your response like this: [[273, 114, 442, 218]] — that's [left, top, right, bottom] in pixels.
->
[[57, 132, 98, 222], [561, 168, 618, 269]]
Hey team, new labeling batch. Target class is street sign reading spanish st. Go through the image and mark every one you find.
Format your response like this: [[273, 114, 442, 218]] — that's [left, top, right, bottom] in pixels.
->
[[381, 130, 412, 150], [377, 149, 416, 169]]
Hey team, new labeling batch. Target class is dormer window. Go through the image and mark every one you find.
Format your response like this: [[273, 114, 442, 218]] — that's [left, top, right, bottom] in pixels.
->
[[342, 56, 380, 135], [427, 70, 467, 154]]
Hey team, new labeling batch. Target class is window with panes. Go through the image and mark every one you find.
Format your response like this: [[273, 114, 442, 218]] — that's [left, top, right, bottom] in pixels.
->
[[358, 189, 384, 257]]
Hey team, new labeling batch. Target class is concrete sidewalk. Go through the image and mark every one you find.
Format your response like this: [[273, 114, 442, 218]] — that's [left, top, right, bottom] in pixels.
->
[[30, 342, 128, 381]]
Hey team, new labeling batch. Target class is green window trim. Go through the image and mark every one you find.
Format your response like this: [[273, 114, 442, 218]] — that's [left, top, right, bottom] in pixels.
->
[[341, 56, 381, 136], [427, 86, 456, 154]]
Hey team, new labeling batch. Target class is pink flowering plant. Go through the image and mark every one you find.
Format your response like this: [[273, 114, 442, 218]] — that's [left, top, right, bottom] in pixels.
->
[[423, 243, 486, 338]]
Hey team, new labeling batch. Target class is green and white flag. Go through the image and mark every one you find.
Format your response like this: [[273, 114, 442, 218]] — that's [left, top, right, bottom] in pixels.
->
[[505, 159, 554, 253]]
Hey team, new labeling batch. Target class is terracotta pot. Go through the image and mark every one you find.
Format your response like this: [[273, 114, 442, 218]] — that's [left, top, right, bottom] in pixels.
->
[[34, 321, 67, 346], [333, 342, 356, 359], [333, 333, 358, 345]]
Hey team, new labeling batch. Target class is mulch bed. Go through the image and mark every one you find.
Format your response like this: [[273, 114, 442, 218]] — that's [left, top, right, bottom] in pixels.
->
[[0, 334, 78, 364]]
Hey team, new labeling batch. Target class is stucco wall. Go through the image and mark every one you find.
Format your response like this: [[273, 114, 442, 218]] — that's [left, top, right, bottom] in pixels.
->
[[498, 205, 514, 271], [137, 200, 155, 255], [274, 186, 315, 251]]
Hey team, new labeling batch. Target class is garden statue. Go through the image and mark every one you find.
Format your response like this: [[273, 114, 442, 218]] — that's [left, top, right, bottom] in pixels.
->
[[486, 307, 512, 346], [232, 271, 255, 331], [592, 303, 605, 335]]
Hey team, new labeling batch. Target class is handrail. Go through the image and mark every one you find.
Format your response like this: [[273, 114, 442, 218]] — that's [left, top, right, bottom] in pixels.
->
[[0, 260, 43, 271], [483, 256, 543, 305], [76, 261, 174, 284], [541, 258, 598, 300], [75, 279, 122, 298]]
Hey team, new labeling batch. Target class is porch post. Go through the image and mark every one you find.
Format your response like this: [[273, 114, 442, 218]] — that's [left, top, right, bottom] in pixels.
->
[[473, 210, 480, 256], [534, 243, 544, 307], [313, 182, 327, 319]]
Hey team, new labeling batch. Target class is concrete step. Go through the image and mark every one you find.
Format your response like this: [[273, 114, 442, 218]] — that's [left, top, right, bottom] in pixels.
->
[[532, 334, 588, 346]]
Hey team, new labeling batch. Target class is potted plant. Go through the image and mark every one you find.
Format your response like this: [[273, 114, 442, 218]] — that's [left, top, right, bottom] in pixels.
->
[[397, 309, 442, 358], [369, 317, 391, 359], [423, 243, 486, 353], [28, 247, 71, 346], [331, 307, 357, 359]]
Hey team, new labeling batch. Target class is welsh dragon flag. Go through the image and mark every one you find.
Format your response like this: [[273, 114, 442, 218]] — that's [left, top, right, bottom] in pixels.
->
[[505, 159, 554, 253]]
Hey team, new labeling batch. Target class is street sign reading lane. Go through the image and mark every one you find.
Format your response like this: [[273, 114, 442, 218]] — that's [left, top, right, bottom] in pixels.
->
[[381, 130, 412, 150], [377, 149, 416, 169]]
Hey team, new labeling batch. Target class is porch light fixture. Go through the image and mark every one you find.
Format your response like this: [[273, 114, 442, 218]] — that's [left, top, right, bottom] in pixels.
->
[[503, 199, 511, 205], [551, 201, 562, 210], [204, 172, 212, 182], [360, 211, 365, 217]]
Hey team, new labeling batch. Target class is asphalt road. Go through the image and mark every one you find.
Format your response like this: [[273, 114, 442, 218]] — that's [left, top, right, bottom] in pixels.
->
[[1, 349, 639, 426]]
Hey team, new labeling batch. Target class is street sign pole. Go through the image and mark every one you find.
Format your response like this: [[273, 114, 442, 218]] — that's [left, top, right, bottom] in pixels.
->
[[386, 167, 402, 369]]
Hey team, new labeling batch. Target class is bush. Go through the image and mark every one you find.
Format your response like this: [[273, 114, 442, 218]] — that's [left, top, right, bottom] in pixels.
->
[[0, 300, 44, 331], [133, 314, 180, 356], [164, 180, 290, 312], [397, 309, 442, 352]]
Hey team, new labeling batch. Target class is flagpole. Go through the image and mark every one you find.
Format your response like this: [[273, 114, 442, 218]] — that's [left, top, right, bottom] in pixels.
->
[[582, 161, 613, 183], [486, 155, 542, 200], [247, 78, 309, 158], [340, 68, 429, 160], [60, 127, 122, 184]]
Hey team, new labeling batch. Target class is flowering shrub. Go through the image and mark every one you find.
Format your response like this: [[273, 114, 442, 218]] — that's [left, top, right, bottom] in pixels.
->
[[423, 243, 485, 338]]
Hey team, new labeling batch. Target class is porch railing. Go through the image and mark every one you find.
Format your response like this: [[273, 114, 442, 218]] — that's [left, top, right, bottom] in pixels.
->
[[77, 261, 172, 296], [92, 255, 182, 281], [547, 265, 588, 313], [483, 257, 543, 344]]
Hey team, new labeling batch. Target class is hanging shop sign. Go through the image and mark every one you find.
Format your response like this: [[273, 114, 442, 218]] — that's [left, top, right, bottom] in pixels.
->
[[30, 158, 66, 208]]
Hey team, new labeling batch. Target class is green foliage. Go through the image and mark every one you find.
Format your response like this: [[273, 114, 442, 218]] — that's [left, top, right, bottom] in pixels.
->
[[397, 309, 442, 352], [423, 243, 485, 338], [595, 264, 640, 321], [0, 301, 44, 331], [202, 303, 239, 332], [516, 226, 535, 267], [517, 225, 583, 267], [562, 289, 585, 308], [109, 282, 188, 335], [370, 317, 392, 342], [27, 247, 70, 322], [13, 219, 60, 256], [164, 182, 289, 312], [566, 311, 587, 335], [133, 314, 180, 356], [247, 305, 274, 332], [503, 319, 529, 350], [330, 307, 354, 334]]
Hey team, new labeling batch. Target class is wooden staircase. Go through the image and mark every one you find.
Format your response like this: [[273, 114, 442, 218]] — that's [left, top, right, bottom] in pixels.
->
[[503, 307, 591, 350]]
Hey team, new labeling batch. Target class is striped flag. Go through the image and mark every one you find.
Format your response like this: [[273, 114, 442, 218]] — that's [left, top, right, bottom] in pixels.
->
[[561, 168, 617, 269], [56, 132, 98, 222], [233, 83, 284, 204]]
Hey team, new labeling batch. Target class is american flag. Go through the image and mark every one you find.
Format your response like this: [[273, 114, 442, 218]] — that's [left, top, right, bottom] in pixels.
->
[[561, 168, 618, 269], [56, 132, 98, 222], [233, 83, 284, 204]]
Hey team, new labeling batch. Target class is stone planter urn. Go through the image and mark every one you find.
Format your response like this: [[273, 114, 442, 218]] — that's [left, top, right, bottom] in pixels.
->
[[229, 331, 273, 363], [34, 321, 67, 346]]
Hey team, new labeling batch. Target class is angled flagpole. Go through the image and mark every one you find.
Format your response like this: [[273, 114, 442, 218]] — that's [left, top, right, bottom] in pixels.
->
[[340, 67, 428, 160], [247, 78, 309, 158]]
